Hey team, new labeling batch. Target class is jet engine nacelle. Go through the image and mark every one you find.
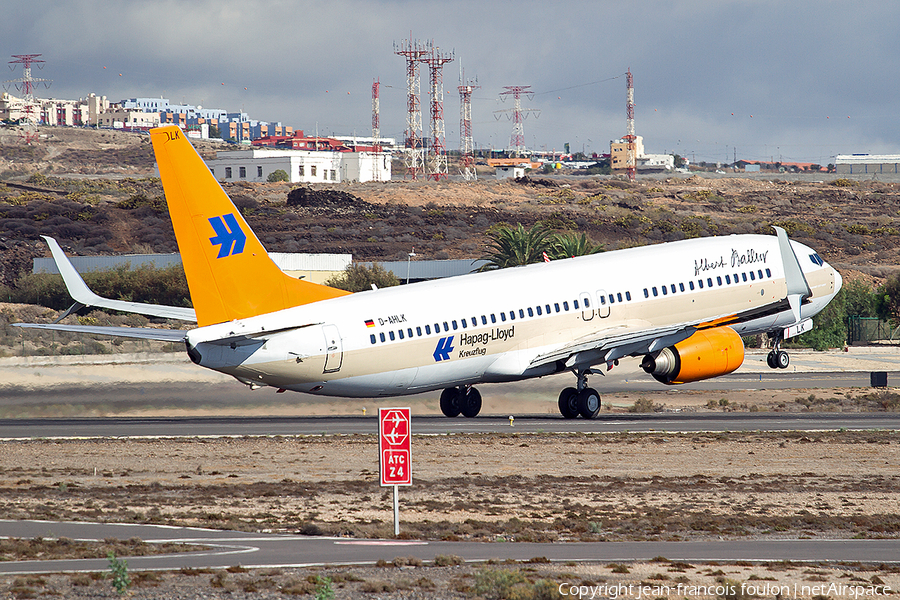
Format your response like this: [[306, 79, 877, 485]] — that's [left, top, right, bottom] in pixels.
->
[[641, 326, 745, 385]]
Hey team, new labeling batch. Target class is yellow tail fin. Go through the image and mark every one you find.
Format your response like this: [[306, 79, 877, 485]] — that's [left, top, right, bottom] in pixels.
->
[[150, 125, 350, 327]]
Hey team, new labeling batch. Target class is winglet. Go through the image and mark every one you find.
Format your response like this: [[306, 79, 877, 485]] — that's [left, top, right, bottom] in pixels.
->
[[773, 226, 812, 323], [41, 235, 197, 322], [149, 125, 350, 327]]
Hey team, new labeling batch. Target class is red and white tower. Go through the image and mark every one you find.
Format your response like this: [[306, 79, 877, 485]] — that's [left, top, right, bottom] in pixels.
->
[[458, 69, 480, 181], [5, 54, 51, 143], [371, 77, 382, 181], [394, 38, 428, 179], [624, 68, 636, 182], [421, 46, 454, 181], [495, 85, 539, 157]]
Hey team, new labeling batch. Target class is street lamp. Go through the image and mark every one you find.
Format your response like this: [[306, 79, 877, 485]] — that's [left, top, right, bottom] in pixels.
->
[[406, 248, 416, 285]]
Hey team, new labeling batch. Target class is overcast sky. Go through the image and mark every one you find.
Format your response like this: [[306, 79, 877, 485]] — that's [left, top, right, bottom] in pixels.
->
[[4, 0, 898, 165]]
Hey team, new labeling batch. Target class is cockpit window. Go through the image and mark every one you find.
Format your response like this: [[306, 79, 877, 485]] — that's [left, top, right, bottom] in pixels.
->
[[809, 253, 825, 267]]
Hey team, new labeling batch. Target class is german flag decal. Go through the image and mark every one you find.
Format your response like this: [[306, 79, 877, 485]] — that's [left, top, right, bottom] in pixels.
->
[[365, 319, 375, 328]]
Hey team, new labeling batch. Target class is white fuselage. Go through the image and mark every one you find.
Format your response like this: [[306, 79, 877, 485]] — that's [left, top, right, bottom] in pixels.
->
[[185, 234, 841, 398]]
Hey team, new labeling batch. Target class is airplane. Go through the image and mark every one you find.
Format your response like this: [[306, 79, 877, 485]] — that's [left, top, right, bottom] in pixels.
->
[[16, 124, 843, 419]]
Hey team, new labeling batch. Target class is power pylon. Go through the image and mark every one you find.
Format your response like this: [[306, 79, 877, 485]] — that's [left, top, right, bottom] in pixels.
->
[[421, 45, 454, 180], [494, 85, 539, 157], [5, 54, 52, 143], [371, 77, 382, 181], [458, 69, 479, 181]]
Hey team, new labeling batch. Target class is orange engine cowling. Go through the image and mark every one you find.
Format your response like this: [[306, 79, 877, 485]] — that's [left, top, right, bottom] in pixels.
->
[[641, 326, 745, 385]]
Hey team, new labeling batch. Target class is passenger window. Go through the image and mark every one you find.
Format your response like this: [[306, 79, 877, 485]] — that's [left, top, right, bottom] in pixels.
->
[[689, 281, 695, 290], [389, 331, 395, 341], [572, 300, 579, 310], [617, 292, 623, 302], [625, 291, 631, 301], [490, 314, 496, 324], [545, 304, 551, 314], [370, 334, 377, 344], [662, 286, 668, 295], [600, 296, 607, 305], [742, 273, 748, 282], [554, 303, 560, 312], [519, 309, 525, 319], [652, 287, 658, 297], [435, 323, 440, 332], [725, 274, 731, 284], [698, 280, 704, 289], [563, 301, 569, 311], [398, 330, 404, 340], [679, 282, 685, 292], [609, 294, 615, 304], [408, 328, 413, 338], [443, 322, 449, 332], [527, 307, 534, 317], [750, 271, 756, 281], [671, 284, 676, 294], [716, 276, 722, 286], [707, 278, 713, 287], [416, 326, 422, 336], [500, 312, 507, 322], [509, 311, 515, 320], [380, 332, 386, 342], [766, 268, 771, 277], [644, 288, 649, 298], [538, 305, 545, 315], [584, 298, 591, 308], [481, 316, 487, 325], [758, 269, 763, 279], [452, 320, 458, 330], [425, 325, 431, 335], [461, 319, 467, 329], [471, 317, 477, 327]]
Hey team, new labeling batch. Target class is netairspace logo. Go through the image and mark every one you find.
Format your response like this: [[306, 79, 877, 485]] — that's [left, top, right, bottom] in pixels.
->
[[557, 582, 892, 599]]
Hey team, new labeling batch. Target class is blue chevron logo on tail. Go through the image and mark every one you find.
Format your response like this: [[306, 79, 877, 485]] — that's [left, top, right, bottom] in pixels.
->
[[209, 213, 246, 258]]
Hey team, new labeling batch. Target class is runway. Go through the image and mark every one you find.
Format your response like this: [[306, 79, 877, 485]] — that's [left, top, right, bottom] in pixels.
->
[[1, 521, 899, 574], [1, 411, 900, 439]]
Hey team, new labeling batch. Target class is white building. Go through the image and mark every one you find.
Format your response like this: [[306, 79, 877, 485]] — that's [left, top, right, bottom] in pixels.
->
[[835, 155, 900, 175], [206, 147, 391, 183]]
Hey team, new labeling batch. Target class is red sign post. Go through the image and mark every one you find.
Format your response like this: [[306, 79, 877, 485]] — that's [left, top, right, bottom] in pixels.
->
[[379, 407, 411, 536], [379, 407, 411, 486]]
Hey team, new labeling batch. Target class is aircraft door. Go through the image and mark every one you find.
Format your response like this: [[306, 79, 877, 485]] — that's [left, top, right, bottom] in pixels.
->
[[579, 292, 594, 321], [596, 289, 611, 318], [322, 324, 343, 373]]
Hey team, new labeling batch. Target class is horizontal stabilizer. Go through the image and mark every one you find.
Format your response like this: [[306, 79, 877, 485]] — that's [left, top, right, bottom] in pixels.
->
[[13, 322, 188, 342], [41, 236, 197, 322]]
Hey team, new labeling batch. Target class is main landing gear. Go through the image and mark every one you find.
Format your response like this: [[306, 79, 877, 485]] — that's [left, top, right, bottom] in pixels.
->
[[440, 386, 482, 418], [558, 369, 601, 419], [766, 333, 790, 369]]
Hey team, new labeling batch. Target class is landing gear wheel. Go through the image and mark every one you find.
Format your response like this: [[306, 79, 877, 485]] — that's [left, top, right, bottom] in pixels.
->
[[776, 350, 790, 369], [461, 387, 482, 418], [440, 387, 461, 418], [558, 387, 579, 419], [766, 351, 777, 369], [577, 388, 601, 419]]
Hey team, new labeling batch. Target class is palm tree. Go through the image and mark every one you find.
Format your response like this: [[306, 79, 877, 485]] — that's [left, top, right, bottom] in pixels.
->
[[548, 232, 605, 260], [477, 223, 553, 270]]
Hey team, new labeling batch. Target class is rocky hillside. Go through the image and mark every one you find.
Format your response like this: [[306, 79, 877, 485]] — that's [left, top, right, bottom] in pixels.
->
[[1, 126, 898, 289]]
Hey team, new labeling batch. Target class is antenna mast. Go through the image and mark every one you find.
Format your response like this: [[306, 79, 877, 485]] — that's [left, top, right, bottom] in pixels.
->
[[371, 77, 382, 182], [421, 45, 454, 181], [394, 38, 428, 180], [458, 68, 480, 181], [624, 68, 636, 182]]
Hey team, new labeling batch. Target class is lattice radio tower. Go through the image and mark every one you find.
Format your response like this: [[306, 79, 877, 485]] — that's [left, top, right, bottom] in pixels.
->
[[371, 77, 382, 181], [421, 45, 454, 181], [5, 54, 52, 143], [624, 68, 636, 182], [458, 68, 480, 181], [495, 85, 539, 157], [394, 38, 429, 180]]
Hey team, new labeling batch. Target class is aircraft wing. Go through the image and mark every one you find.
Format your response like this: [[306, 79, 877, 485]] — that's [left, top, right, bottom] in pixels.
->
[[40, 236, 197, 322], [13, 323, 188, 342]]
